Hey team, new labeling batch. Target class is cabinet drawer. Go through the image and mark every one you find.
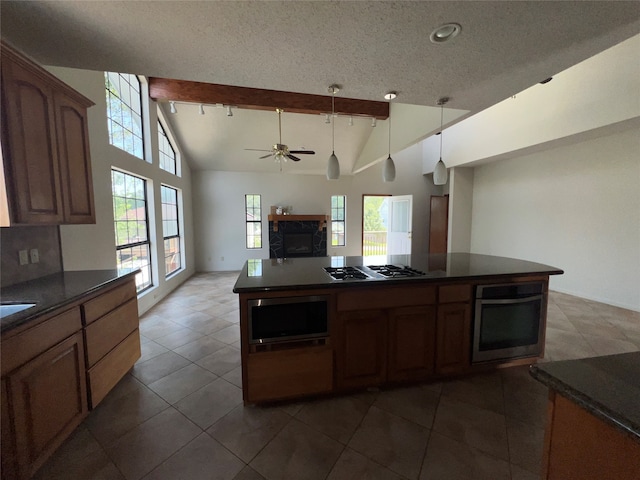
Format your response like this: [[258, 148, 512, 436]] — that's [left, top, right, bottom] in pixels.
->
[[82, 279, 136, 326], [439, 284, 471, 303], [246, 346, 333, 403], [1, 306, 82, 376], [87, 329, 141, 409], [337, 285, 436, 311], [85, 298, 139, 367]]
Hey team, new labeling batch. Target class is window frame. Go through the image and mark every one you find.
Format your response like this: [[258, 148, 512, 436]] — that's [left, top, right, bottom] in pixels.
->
[[331, 195, 346, 247], [111, 169, 153, 293], [105, 72, 145, 161], [157, 119, 177, 175], [245, 194, 262, 249], [161, 184, 182, 277]]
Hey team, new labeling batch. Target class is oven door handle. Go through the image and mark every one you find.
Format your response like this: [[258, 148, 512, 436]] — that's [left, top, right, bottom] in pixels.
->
[[478, 295, 543, 305]]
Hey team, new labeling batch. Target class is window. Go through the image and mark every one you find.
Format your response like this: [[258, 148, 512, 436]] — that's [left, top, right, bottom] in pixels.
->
[[245, 194, 262, 249], [111, 170, 152, 292], [105, 72, 144, 160], [331, 195, 346, 246], [161, 185, 181, 276], [158, 120, 177, 174]]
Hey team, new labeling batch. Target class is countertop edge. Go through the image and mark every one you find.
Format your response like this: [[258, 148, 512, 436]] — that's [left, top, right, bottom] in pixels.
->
[[529, 365, 640, 441]]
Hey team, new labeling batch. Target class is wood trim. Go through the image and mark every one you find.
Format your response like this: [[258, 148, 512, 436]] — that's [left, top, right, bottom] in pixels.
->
[[268, 214, 328, 232], [148, 77, 389, 118]]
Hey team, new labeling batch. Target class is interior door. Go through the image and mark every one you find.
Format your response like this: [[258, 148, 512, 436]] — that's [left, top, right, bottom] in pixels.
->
[[387, 195, 412, 255], [429, 195, 449, 254]]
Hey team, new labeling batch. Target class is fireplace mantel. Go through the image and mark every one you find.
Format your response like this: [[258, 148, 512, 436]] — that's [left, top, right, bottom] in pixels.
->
[[268, 214, 328, 232]]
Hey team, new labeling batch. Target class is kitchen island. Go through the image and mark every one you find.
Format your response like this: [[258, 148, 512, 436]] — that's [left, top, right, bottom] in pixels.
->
[[234, 253, 563, 404], [530, 353, 640, 480]]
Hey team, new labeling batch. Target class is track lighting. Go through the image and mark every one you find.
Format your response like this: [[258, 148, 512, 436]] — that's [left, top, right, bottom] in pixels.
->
[[226, 105, 233, 117], [324, 114, 331, 124], [348, 116, 354, 126], [371, 117, 377, 127], [382, 92, 397, 182], [326, 84, 341, 180], [199, 104, 205, 115], [433, 97, 449, 185], [169, 101, 177, 114]]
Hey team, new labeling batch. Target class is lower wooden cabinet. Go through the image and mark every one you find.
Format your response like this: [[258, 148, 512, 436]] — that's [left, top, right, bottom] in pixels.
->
[[336, 310, 387, 390], [245, 345, 332, 403], [388, 306, 436, 382], [435, 302, 472, 375], [5, 331, 87, 480]]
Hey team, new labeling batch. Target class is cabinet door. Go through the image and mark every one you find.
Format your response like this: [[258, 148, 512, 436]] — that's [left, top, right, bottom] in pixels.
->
[[1, 55, 64, 224], [436, 302, 472, 375], [1, 378, 18, 480], [336, 310, 387, 390], [8, 332, 87, 479], [388, 306, 436, 382], [54, 91, 95, 223]]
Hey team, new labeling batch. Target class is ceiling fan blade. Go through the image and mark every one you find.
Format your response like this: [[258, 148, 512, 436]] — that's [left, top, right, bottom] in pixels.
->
[[286, 154, 301, 162], [289, 150, 316, 155], [259, 153, 274, 159], [245, 148, 271, 152]]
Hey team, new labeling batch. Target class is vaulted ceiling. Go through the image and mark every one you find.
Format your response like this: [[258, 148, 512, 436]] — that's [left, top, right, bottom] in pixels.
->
[[2, 1, 639, 175]]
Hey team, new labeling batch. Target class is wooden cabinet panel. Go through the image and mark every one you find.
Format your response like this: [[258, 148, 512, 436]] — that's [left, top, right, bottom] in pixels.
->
[[337, 285, 436, 311], [54, 91, 95, 223], [439, 284, 471, 303], [246, 346, 333, 403], [1, 378, 18, 480], [87, 329, 141, 409], [0, 42, 95, 226], [388, 306, 436, 382], [8, 332, 87, 479], [85, 299, 139, 367], [82, 278, 137, 325], [336, 310, 387, 389], [544, 393, 640, 480], [1, 306, 82, 376], [1, 52, 63, 224], [436, 302, 472, 375]]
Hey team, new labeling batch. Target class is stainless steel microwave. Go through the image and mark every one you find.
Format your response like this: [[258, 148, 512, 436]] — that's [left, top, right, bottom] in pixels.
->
[[248, 295, 329, 344]]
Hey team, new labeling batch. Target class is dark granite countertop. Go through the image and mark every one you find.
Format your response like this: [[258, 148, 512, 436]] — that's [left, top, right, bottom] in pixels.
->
[[233, 253, 563, 293], [530, 352, 640, 440], [1, 269, 139, 334]]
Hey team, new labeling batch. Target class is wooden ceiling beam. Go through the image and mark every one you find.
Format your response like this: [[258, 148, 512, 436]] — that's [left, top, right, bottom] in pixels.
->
[[148, 77, 389, 119]]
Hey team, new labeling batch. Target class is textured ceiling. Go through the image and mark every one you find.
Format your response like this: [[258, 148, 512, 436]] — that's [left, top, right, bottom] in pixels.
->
[[2, 1, 639, 174]]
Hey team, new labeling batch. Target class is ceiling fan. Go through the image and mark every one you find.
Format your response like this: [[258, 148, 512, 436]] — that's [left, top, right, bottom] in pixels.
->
[[245, 108, 315, 162]]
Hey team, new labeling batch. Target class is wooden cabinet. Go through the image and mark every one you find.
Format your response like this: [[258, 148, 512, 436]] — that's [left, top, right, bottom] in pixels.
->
[[3, 332, 87, 480], [436, 284, 472, 375], [542, 392, 640, 480], [336, 310, 387, 390], [388, 306, 436, 382], [0, 42, 95, 226]]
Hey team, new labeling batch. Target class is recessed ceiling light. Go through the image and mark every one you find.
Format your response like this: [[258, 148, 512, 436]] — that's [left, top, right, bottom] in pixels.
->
[[384, 91, 397, 100], [430, 23, 461, 44]]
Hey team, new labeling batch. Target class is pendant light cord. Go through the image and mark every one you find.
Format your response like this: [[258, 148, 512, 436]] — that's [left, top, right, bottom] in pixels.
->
[[388, 106, 391, 156], [331, 92, 335, 152], [439, 102, 444, 159]]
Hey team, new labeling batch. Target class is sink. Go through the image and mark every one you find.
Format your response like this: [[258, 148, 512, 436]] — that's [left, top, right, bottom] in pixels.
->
[[0, 303, 36, 319]]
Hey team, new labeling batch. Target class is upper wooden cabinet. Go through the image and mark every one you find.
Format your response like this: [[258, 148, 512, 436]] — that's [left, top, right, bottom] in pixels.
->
[[0, 42, 95, 226]]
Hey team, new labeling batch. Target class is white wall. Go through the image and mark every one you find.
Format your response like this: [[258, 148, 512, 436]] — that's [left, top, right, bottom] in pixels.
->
[[470, 126, 640, 311], [44, 66, 196, 314], [193, 143, 438, 271], [447, 167, 474, 253]]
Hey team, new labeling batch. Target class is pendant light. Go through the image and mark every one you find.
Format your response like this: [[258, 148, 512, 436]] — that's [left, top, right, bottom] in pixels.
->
[[326, 84, 340, 180], [433, 96, 449, 185], [382, 91, 397, 182]]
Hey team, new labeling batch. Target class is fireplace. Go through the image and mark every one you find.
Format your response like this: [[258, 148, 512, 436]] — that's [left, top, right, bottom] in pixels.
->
[[268, 215, 327, 258]]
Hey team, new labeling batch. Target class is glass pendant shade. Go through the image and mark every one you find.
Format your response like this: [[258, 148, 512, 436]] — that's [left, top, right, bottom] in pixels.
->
[[433, 158, 448, 185], [327, 152, 340, 180], [382, 155, 396, 182]]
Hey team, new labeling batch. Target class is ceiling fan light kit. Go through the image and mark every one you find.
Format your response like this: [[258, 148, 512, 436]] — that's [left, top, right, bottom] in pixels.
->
[[326, 84, 341, 180], [382, 91, 397, 182], [433, 96, 449, 185]]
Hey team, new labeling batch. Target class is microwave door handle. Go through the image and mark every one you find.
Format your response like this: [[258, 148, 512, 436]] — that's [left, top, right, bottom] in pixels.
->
[[479, 295, 543, 305]]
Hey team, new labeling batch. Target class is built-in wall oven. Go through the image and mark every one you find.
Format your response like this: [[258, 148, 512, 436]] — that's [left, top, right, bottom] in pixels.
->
[[248, 295, 329, 346], [472, 282, 545, 363]]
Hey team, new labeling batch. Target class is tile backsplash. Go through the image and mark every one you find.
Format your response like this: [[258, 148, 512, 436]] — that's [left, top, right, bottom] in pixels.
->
[[1, 226, 63, 287]]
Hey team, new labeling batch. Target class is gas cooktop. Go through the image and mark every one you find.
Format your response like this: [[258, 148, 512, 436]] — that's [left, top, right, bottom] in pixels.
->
[[324, 264, 426, 280]]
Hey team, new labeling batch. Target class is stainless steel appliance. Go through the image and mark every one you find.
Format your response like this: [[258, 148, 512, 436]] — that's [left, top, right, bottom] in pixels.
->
[[472, 282, 545, 363], [248, 295, 328, 344], [365, 265, 426, 278], [323, 264, 426, 280], [324, 266, 370, 280]]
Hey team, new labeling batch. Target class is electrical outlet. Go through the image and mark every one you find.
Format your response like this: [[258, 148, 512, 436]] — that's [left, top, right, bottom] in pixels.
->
[[19, 250, 29, 266], [29, 248, 39, 264]]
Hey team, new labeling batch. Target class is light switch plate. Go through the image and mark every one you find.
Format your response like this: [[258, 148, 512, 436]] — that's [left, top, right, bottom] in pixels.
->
[[19, 250, 29, 265], [29, 248, 39, 264]]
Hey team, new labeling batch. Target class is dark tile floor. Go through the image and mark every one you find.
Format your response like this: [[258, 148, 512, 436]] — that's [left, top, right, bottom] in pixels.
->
[[34, 272, 640, 480]]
